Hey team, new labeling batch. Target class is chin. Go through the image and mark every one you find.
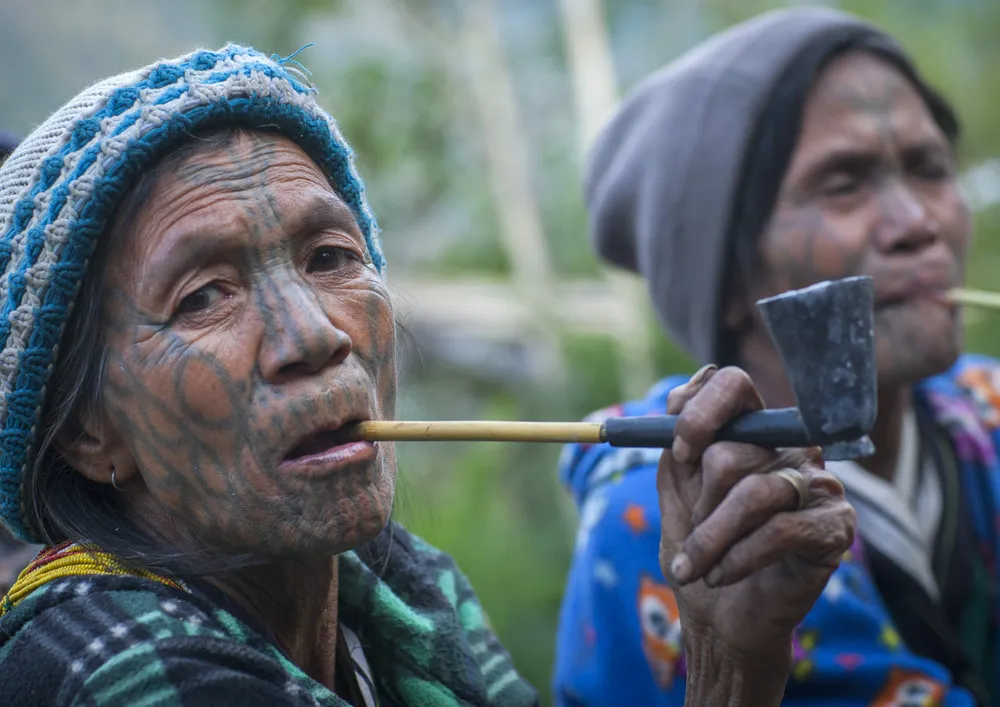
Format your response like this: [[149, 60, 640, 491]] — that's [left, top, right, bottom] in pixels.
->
[[213, 467, 398, 561], [304, 466, 396, 556], [876, 328, 963, 389]]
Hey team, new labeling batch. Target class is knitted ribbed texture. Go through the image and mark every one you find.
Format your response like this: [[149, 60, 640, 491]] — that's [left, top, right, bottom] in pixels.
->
[[0, 44, 384, 541]]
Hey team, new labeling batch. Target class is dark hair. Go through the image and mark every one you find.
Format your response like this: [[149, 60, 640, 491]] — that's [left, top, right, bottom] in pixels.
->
[[26, 126, 295, 575], [0, 131, 18, 164], [715, 36, 960, 366]]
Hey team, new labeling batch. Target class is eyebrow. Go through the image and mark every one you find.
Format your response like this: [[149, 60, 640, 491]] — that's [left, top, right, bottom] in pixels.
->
[[799, 139, 951, 182], [289, 194, 363, 244], [137, 192, 363, 303]]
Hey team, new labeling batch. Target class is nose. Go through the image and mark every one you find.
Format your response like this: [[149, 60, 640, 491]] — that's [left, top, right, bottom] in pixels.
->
[[258, 283, 352, 382], [873, 182, 938, 255]]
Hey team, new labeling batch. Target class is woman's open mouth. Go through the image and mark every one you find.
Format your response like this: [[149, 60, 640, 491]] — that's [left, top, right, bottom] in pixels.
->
[[279, 421, 377, 478]]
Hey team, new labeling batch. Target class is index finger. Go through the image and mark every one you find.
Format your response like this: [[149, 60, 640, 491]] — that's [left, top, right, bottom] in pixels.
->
[[672, 367, 764, 464], [666, 364, 719, 415]]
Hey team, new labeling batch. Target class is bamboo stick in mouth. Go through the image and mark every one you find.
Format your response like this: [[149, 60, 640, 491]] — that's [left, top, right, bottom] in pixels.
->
[[949, 287, 1000, 311], [348, 420, 606, 444]]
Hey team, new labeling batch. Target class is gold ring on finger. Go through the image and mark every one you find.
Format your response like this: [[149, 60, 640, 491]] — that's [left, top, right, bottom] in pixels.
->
[[769, 468, 809, 511]]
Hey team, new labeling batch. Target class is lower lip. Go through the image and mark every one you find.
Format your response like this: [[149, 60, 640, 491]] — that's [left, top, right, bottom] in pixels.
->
[[278, 440, 378, 478], [878, 290, 955, 310], [930, 290, 958, 308]]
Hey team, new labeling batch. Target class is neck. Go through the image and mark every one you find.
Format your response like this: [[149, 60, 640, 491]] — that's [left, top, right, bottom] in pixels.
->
[[741, 341, 912, 483], [860, 387, 911, 481], [210, 556, 340, 688], [119, 497, 343, 688]]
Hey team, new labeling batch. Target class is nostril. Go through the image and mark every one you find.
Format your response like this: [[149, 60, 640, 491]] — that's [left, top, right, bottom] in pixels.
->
[[276, 360, 315, 379]]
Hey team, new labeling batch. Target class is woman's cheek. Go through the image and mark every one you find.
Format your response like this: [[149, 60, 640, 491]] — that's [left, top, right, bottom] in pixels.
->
[[174, 353, 240, 425]]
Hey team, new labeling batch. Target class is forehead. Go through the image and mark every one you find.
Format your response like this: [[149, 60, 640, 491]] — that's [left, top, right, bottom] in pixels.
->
[[790, 51, 946, 163], [137, 132, 350, 235], [164, 132, 329, 194], [119, 132, 362, 275]]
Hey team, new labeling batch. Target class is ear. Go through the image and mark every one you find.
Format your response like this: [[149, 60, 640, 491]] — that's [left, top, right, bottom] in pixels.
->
[[56, 410, 138, 488]]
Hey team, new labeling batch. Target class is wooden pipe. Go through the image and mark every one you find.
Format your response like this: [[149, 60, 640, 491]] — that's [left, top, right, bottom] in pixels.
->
[[347, 286, 1000, 448], [350, 408, 814, 449]]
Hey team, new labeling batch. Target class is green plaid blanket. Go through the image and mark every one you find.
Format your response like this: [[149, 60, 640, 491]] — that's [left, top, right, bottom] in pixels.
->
[[0, 522, 538, 706]]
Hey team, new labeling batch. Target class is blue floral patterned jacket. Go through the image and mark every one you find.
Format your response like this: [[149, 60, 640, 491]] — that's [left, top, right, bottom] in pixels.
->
[[554, 354, 1000, 706]]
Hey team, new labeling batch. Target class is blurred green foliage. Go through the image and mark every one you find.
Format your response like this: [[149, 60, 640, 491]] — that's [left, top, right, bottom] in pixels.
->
[[6, 1, 998, 703], [225, 0, 1000, 701]]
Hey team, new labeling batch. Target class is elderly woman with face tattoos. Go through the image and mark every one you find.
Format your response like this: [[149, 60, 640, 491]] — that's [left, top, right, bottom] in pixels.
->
[[0, 46, 854, 707], [555, 6, 996, 707]]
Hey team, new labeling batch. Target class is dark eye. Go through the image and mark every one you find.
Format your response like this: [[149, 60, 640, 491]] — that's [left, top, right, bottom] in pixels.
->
[[903, 146, 955, 183], [820, 173, 862, 198], [307, 246, 358, 273], [915, 159, 950, 181], [177, 284, 228, 315]]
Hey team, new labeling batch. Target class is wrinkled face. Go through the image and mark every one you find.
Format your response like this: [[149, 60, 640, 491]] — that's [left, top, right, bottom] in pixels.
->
[[747, 52, 971, 388], [97, 133, 397, 557]]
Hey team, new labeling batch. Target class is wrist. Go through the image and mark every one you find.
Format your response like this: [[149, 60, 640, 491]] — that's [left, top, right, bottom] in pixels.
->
[[682, 626, 792, 707]]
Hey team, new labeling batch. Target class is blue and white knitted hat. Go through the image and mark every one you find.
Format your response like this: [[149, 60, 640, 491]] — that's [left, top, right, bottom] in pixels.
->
[[0, 44, 384, 541]]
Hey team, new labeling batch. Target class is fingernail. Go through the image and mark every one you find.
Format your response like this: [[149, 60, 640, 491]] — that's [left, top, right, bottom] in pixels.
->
[[672, 437, 693, 464], [705, 566, 723, 587], [670, 553, 692, 584], [690, 364, 718, 386]]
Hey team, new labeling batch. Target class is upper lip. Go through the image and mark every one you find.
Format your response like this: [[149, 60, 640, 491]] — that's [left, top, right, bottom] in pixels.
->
[[279, 407, 372, 461]]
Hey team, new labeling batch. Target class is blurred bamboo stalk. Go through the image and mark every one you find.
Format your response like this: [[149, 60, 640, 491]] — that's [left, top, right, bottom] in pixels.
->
[[460, 0, 553, 287], [557, 0, 658, 400], [556, 0, 619, 155], [459, 0, 566, 386]]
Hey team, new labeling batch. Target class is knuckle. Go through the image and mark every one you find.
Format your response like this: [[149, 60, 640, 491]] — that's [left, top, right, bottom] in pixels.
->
[[730, 474, 776, 512], [708, 366, 762, 413], [716, 366, 756, 396], [806, 469, 847, 499], [800, 502, 857, 560], [820, 520, 853, 559], [701, 443, 742, 478], [766, 512, 798, 541], [715, 366, 753, 389]]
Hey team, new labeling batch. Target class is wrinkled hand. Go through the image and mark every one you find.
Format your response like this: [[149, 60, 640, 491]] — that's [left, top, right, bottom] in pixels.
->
[[658, 365, 856, 657]]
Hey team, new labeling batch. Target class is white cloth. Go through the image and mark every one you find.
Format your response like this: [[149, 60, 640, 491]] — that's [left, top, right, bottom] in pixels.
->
[[827, 409, 944, 602], [341, 624, 377, 707]]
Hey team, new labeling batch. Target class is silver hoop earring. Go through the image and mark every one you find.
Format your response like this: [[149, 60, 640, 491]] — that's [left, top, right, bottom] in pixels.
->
[[110, 467, 122, 491]]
